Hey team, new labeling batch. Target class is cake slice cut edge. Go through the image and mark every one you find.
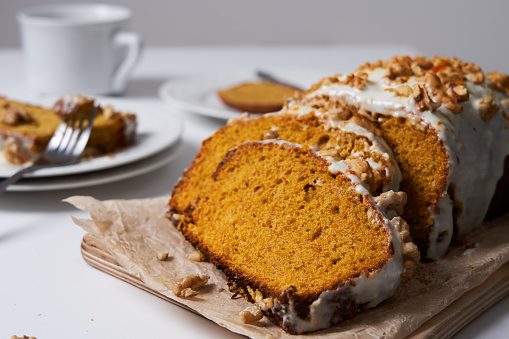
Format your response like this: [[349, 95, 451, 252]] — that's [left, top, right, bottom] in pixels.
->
[[175, 140, 419, 334]]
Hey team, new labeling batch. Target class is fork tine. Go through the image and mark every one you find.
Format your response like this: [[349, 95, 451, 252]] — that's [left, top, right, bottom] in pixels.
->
[[45, 117, 74, 152], [63, 114, 88, 155], [53, 116, 78, 153], [71, 105, 98, 158]]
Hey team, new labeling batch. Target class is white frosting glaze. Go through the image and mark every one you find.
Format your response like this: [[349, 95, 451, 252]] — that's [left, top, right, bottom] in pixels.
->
[[52, 94, 89, 115], [283, 103, 402, 193], [248, 139, 404, 334], [306, 64, 509, 259], [426, 194, 453, 260]]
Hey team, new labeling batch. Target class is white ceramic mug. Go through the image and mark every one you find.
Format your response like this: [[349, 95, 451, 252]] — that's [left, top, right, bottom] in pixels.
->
[[17, 3, 142, 95]]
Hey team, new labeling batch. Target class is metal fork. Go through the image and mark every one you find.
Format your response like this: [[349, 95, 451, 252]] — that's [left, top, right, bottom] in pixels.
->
[[0, 105, 97, 194], [256, 70, 304, 90]]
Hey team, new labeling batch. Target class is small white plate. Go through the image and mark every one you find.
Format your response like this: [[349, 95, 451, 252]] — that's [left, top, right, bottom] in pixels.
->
[[158, 69, 325, 120], [6, 140, 182, 191], [0, 98, 184, 178]]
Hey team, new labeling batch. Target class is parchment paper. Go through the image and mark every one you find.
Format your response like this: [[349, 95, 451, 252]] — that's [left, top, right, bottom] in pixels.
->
[[65, 195, 509, 339]]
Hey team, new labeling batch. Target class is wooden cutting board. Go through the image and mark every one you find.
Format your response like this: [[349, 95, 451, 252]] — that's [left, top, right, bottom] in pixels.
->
[[81, 233, 509, 338]]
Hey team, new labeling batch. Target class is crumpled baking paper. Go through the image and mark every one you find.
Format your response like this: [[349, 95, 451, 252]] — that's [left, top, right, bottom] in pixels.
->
[[65, 195, 509, 339]]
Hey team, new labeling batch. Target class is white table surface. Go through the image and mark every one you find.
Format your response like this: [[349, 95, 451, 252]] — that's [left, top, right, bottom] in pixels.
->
[[1, 45, 507, 339]]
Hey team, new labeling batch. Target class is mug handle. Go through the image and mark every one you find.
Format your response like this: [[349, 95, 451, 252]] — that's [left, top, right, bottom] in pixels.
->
[[111, 31, 142, 94]]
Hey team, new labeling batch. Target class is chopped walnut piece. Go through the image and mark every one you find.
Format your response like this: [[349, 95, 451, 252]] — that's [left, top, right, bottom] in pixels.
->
[[462, 62, 482, 74], [412, 84, 440, 112], [11, 336, 37, 339], [323, 109, 352, 121], [414, 56, 434, 68], [343, 72, 369, 90], [479, 95, 499, 121], [392, 85, 413, 97], [424, 72, 442, 91], [262, 130, 279, 140], [254, 292, 274, 311], [157, 251, 169, 261], [449, 84, 469, 102], [376, 191, 407, 216], [436, 70, 464, 85], [173, 274, 210, 298], [173, 285, 199, 298], [392, 217, 420, 282], [344, 157, 378, 194], [438, 88, 463, 114], [1, 104, 33, 126], [384, 63, 412, 80], [318, 148, 339, 158], [488, 71, 509, 93], [178, 274, 209, 289], [383, 56, 413, 80], [410, 63, 425, 76], [5, 140, 29, 164], [442, 99, 463, 114], [102, 105, 114, 119], [467, 72, 484, 84], [187, 250, 206, 262], [239, 305, 264, 324]]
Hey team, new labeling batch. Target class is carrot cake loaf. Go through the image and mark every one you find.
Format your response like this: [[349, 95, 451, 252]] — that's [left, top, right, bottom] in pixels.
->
[[0, 95, 136, 165], [218, 81, 301, 113], [300, 56, 509, 259], [179, 140, 419, 334]]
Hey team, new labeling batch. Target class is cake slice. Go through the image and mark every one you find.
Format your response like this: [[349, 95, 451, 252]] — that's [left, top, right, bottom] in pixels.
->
[[169, 107, 401, 221], [0, 95, 136, 165], [218, 81, 301, 113], [301, 56, 509, 259], [180, 140, 419, 334], [52, 94, 96, 120]]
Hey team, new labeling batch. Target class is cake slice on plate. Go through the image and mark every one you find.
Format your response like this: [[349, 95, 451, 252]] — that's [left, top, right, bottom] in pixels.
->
[[0, 95, 136, 165]]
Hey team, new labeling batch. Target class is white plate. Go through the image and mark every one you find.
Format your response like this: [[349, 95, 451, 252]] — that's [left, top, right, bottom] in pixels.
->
[[158, 69, 326, 120], [6, 140, 182, 191], [0, 99, 184, 178]]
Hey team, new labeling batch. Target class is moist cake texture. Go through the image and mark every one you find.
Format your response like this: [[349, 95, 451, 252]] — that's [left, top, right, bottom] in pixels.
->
[[170, 107, 401, 219], [179, 140, 418, 334], [168, 102, 419, 333]]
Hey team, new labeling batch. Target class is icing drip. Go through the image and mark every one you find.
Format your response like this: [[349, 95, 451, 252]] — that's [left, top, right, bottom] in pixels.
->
[[250, 139, 404, 334], [426, 194, 453, 260], [305, 61, 509, 259]]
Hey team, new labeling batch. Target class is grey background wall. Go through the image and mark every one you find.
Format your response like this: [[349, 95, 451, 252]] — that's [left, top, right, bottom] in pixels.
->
[[1, 0, 508, 73]]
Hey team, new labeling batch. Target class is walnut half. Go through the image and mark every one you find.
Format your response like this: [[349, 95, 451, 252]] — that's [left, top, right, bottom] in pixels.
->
[[173, 274, 210, 298], [239, 306, 263, 324]]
